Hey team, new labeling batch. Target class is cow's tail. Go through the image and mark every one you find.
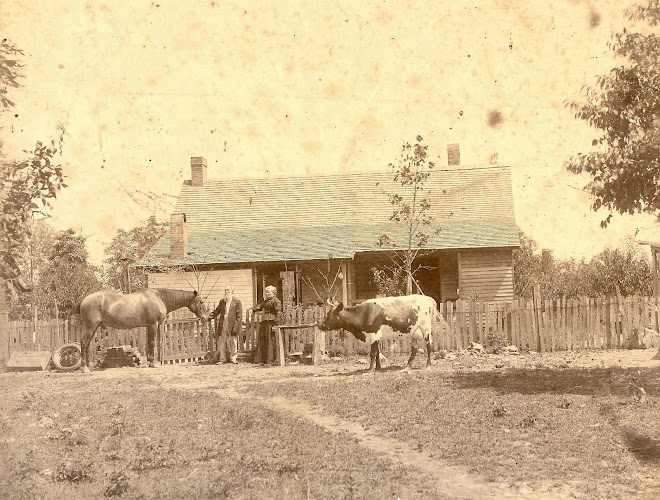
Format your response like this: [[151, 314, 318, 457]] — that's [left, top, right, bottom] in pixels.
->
[[432, 306, 446, 345]]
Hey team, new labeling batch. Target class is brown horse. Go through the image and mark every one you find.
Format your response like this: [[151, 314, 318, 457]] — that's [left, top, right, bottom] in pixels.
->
[[77, 289, 210, 372]]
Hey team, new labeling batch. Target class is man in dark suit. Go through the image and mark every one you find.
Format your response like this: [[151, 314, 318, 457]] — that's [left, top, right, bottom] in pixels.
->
[[210, 284, 243, 364]]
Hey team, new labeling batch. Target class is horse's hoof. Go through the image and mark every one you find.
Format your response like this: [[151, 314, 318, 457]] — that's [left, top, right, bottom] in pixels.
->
[[148, 362, 155, 368], [81, 366, 91, 374]]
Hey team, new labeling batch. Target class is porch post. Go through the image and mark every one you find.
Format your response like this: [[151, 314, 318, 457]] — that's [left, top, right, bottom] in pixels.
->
[[341, 260, 349, 305], [251, 266, 258, 309]]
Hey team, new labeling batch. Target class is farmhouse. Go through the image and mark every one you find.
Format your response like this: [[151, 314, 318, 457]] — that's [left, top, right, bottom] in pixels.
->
[[143, 145, 520, 309]]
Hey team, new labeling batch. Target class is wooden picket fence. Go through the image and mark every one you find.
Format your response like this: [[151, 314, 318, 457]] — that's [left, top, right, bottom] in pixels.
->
[[277, 295, 660, 356], [2, 294, 658, 367], [0, 315, 213, 367], [434, 295, 659, 353]]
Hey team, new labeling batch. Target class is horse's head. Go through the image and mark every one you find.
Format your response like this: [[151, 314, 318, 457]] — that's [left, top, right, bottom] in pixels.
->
[[188, 290, 210, 320]]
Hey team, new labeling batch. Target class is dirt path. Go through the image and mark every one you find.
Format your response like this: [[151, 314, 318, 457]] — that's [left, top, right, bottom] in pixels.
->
[[156, 369, 574, 500], [246, 392, 535, 500], [95, 348, 659, 499]]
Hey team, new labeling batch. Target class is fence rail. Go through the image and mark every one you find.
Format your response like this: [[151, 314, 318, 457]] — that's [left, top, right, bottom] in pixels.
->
[[1, 294, 658, 366]]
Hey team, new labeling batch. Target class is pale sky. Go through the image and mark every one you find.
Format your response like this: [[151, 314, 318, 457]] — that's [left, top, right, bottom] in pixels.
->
[[2, 0, 657, 265]]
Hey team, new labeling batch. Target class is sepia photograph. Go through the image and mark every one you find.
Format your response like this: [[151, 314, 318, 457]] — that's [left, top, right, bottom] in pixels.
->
[[1, 1, 659, 498]]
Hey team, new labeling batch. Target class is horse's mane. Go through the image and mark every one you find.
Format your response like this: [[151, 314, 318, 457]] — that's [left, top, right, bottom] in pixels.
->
[[156, 289, 195, 313]]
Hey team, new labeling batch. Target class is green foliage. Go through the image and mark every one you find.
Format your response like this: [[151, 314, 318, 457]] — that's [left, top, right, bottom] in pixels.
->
[[0, 131, 67, 255], [10, 228, 102, 318], [0, 40, 67, 287], [103, 215, 168, 292], [0, 39, 23, 111], [370, 266, 406, 297], [588, 243, 653, 296], [377, 135, 439, 294], [38, 229, 101, 315], [513, 230, 653, 298], [565, 1, 660, 227]]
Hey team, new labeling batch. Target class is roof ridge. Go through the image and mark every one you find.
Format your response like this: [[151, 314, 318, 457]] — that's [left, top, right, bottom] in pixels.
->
[[184, 164, 511, 185]]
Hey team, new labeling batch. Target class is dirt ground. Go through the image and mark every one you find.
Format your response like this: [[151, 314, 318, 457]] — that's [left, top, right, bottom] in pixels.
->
[[1, 348, 659, 499]]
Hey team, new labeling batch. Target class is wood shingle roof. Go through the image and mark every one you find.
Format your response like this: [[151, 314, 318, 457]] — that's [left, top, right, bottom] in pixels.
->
[[146, 165, 519, 265]]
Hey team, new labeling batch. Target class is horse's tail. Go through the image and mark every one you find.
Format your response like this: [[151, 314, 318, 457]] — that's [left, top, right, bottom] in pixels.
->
[[72, 298, 83, 316]]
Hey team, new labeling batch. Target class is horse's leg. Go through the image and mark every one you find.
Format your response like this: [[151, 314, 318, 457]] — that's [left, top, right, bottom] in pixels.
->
[[156, 323, 162, 364], [81, 323, 102, 373], [147, 324, 156, 368]]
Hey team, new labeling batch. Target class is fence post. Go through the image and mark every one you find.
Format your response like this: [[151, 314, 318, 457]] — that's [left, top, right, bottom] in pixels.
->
[[606, 295, 612, 348], [274, 326, 285, 367], [469, 300, 477, 344], [509, 299, 517, 348], [311, 326, 321, 365], [532, 285, 543, 352], [446, 301, 454, 350], [615, 286, 625, 347]]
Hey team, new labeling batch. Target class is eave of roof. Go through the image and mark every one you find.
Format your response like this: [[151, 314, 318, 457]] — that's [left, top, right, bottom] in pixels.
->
[[141, 218, 520, 267], [141, 165, 520, 266]]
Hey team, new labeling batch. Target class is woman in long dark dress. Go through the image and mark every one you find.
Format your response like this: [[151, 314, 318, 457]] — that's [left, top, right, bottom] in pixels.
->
[[252, 285, 282, 364]]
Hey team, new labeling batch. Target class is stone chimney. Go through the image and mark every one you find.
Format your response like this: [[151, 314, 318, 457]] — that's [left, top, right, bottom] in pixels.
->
[[170, 213, 187, 259], [191, 156, 207, 187], [447, 144, 460, 166]]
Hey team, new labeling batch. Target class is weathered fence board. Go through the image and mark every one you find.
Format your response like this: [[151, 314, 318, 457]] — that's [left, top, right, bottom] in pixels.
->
[[3, 294, 659, 367]]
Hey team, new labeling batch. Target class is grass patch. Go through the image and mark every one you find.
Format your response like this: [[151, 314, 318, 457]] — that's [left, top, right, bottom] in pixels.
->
[[0, 372, 440, 499], [246, 365, 660, 499]]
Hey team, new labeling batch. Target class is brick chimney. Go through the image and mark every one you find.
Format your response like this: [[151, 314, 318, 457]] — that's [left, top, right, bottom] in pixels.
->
[[447, 144, 460, 166], [191, 156, 207, 187], [170, 213, 187, 259]]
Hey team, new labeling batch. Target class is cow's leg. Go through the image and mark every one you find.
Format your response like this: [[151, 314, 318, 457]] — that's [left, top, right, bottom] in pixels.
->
[[81, 323, 102, 373], [375, 341, 382, 370], [404, 326, 423, 371], [404, 344, 418, 371], [425, 337, 432, 369], [147, 324, 157, 368], [368, 342, 379, 372]]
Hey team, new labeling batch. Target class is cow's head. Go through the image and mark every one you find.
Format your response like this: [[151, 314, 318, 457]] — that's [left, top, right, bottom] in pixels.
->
[[318, 299, 343, 331]]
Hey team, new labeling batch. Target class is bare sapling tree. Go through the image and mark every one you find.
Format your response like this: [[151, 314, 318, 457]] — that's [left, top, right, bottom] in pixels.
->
[[377, 135, 440, 295], [141, 250, 221, 317], [301, 257, 344, 304]]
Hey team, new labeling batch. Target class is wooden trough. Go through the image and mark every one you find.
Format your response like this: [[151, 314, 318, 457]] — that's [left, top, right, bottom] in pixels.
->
[[273, 323, 323, 367]]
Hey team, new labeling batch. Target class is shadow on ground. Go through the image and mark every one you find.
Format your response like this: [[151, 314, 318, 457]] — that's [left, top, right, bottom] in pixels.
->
[[622, 429, 660, 463], [448, 366, 660, 397]]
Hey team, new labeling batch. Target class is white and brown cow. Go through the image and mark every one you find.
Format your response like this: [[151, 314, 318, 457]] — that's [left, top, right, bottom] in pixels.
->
[[319, 294, 437, 372]]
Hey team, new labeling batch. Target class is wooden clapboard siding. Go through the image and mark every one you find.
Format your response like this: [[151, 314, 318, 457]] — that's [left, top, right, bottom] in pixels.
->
[[147, 268, 254, 309], [458, 249, 514, 301], [440, 270, 458, 302], [438, 251, 459, 303]]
